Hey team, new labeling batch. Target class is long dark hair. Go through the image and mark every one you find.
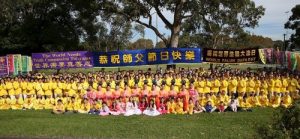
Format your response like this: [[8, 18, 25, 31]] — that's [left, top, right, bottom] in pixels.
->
[[149, 99, 155, 108], [131, 97, 136, 107]]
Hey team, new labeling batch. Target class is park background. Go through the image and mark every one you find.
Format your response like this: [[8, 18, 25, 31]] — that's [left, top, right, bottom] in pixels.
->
[[1, 0, 300, 139]]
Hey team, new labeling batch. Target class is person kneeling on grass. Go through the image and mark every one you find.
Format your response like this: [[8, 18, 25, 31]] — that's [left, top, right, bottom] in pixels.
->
[[52, 99, 65, 114]]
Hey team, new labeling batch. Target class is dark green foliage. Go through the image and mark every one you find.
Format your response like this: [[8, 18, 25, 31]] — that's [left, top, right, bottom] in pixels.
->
[[285, 5, 300, 50], [257, 100, 300, 139]]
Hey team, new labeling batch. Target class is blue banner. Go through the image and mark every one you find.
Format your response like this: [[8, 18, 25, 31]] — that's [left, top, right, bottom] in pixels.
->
[[93, 48, 202, 67]]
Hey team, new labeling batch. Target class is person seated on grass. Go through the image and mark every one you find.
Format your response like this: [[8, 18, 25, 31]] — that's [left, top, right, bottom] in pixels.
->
[[281, 92, 292, 108], [143, 99, 160, 116], [52, 99, 65, 114], [258, 92, 269, 107], [33, 94, 45, 110], [229, 97, 238, 112], [88, 99, 101, 115], [44, 95, 55, 110], [11, 95, 24, 110], [247, 93, 261, 107], [99, 102, 110, 116], [23, 94, 35, 109], [203, 101, 216, 113], [66, 96, 80, 113], [157, 97, 167, 114], [138, 97, 148, 113], [124, 97, 142, 116], [193, 100, 203, 114], [269, 92, 281, 108], [239, 97, 252, 112], [167, 97, 176, 114], [0, 95, 11, 110], [175, 97, 186, 114], [187, 98, 194, 115], [78, 98, 91, 114], [110, 100, 123, 115], [217, 101, 225, 113]]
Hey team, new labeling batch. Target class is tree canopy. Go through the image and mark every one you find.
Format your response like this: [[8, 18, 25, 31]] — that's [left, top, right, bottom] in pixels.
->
[[285, 4, 300, 50], [99, 0, 265, 48], [0, 0, 268, 54]]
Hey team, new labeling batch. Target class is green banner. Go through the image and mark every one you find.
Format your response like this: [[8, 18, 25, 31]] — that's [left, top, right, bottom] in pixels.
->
[[28, 57, 32, 72], [13, 55, 19, 75], [22, 56, 28, 72]]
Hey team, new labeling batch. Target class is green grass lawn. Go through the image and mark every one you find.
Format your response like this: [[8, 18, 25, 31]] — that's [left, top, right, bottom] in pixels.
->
[[0, 108, 275, 139]]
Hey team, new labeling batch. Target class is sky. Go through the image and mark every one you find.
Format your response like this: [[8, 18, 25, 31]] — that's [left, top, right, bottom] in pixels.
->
[[133, 0, 300, 44]]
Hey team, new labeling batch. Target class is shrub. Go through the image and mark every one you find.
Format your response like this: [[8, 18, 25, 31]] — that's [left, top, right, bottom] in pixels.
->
[[257, 100, 300, 139]]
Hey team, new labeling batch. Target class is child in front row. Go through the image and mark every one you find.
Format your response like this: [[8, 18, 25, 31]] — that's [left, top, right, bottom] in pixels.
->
[[52, 99, 65, 114], [203, 101, 216, 113], [193, 100, 203, 113]]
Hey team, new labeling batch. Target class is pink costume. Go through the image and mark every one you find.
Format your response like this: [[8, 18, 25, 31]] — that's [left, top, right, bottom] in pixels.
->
[[138, 101, 147, 112], [110, 102, 125, 115], [157, 103, 167, 114], [105, 91, 113, 100], [189, 89, 198, 103], [105, 90, 113, 106], [123, 89, 131, 98], [96, 90, 104, 99], [141, 89, 149, 97], [87, 91, 96, 104], [131, 89, 140, 101], [160, 90, 168, 98], [169, 90, 177, 97], [113, 89, 121, 99]]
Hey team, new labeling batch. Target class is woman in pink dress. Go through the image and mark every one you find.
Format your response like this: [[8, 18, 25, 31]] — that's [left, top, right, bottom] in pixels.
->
[[157, 97, 167, 114], [86, 86, 96, 105], [110, 100, 124, 115], [96, 86, 104, 100], [138, 97, 148, 112], [189, 84, 198, 104]]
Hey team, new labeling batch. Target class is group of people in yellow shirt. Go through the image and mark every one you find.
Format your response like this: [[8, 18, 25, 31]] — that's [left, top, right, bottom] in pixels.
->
[[0, 68, 298, 115]]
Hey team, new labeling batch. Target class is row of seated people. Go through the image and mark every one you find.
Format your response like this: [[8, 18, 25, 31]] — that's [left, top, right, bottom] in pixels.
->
[[0, 87, 294, 116]]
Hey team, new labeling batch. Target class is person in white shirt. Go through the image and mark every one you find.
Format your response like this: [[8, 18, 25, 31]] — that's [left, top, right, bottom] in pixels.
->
[[124, 97, 142, 116], [143, 99, 160, 116]]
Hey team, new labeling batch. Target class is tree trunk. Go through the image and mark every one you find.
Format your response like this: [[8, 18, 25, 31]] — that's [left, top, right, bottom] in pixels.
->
[[170, 25, 181, 48]]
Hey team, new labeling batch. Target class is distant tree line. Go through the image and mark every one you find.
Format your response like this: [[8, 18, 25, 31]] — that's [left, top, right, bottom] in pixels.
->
[[0, 0, 291, 55]]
